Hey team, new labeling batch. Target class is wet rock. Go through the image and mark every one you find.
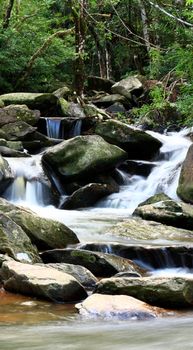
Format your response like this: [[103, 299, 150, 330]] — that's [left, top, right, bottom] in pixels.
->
[[0, 155, 14, 194], [1, 121, 36, 141], [0, 260, 87, 302], [119, 160, 156, 177], [81, 243, 193, 270], [0, 198, 79, 250], [95, 119, 162, 160], [41, 249, 144, 277], [0, 212, 41, 263], [0, 105, 40, 127], [87, 76, 115, 93], [0, 146, 30, 158], [112, 76, 143, 99], [177, 144, 193, 203], [42, 135, 127, 182], [61, 183, 118, 209], [134, 198, 193, 230], [76, 294, 164, 319], [41, 263, 97, 289], [138, 193, 171, 207], [95, 276, 193, 308]]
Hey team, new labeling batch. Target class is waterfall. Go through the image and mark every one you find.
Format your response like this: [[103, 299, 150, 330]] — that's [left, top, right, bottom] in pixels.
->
[[96, 129, 191, 212], [3, 156, 49, 206], [70, 120, 82, 137], [46, 118, 62, 139]]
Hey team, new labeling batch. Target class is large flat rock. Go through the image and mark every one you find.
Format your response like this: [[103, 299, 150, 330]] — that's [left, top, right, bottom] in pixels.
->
[[1, 260, 87, 302]]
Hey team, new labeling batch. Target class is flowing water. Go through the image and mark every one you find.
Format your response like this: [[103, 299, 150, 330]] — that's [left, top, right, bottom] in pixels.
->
[[2, 128, 193, 349]]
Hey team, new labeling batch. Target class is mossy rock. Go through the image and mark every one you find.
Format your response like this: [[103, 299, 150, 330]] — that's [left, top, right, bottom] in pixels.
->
[[95, 119, 162, 160], [0, 105, 40, 127], [95, 276, 193, 308], [0, 212, 41, 263], [0, 99, 4, 108], [41, 248, 144, 277], [0, 198, 79, 250], [177, 144, 193, 203], [1, 121, 36, 141], [135, 198, 193, 231], [138, 193, 172, 207], [0, 155, 14, 194], [42, 135, 127, 181], [0, 92, 58, 111]]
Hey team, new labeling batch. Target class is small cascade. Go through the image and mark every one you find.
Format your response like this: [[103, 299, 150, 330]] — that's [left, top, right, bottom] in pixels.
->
[[46, 118, 62, 139], [3, 156, 50, 206], [70, 119, 82, 138], [96, 129, 192, 212]]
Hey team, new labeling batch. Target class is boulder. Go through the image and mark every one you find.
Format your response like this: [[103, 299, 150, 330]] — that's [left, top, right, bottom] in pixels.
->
[[134, 198, 193, 230], [95, 119, 162, 160], [0, 105, 40, 127], [0, 155, 14, 194], [177, 144, 193, 203], [107, 217, 193, 244], [42, 135, 127, 182], [0, 212, 41, 263], [0, 93, 58, 115], [41, 248, 144, 277], [95, 276, 193, 308], [53, 85, 71, 99], [87, 76, 115, 93], [0, 198, 79, 250], [61, 182, 118, 209], [41, 263, 97, 289], [92, 94, 129, 107], [76, 294, 164, 320], [112, 76, 143, 99], [0, 260, 87, 302], [1, 121, 36, 141]]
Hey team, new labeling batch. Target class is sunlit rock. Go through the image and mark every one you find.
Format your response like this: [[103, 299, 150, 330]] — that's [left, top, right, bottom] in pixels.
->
[[76, 294, 165, 320], [1, 260, 87, 302]]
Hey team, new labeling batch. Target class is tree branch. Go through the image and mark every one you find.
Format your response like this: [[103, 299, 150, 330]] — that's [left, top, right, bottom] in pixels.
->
[[147, 0, 193, 28], [16, 28, 74, 88]]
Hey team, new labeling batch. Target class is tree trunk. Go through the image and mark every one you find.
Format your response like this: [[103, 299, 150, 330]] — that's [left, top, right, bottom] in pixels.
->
[[2, 0, 15, 29], [72, 0, 87, 97], [88, 23, 106, 78], [138, 0, 151, 52]]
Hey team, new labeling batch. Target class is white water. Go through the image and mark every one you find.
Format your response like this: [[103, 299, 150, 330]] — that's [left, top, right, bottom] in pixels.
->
[[3, 128, 192, 243], [2, 128, 193, 349], [96, 129, 191, 213]]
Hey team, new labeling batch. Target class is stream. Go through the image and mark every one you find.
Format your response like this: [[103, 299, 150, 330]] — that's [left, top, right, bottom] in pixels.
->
[[1, 127, 193, 349]]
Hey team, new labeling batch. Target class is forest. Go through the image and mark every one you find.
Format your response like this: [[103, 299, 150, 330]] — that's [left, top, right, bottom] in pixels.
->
[[0, 0, 192, 128]]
